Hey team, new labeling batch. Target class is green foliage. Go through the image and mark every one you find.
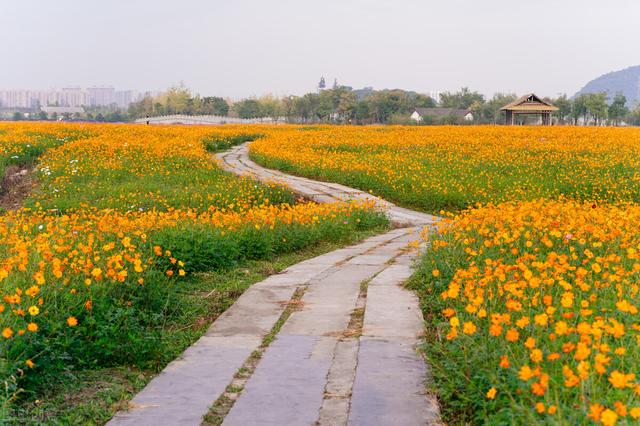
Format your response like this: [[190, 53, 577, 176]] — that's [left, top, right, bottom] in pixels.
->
[[234, 99, 263, 119], [608, 92, 629, 125], [152, 210, 388, 273], [439, 87, 485, 110], [202, 134, 262, 153]]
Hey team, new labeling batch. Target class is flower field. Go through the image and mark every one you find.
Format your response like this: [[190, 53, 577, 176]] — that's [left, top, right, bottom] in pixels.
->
[[249, 126, 640, 212], [6, 122, 640, 424], [0, 122, 386, 417], [412, 200, 640, 425], [248, 125, 640, 425]]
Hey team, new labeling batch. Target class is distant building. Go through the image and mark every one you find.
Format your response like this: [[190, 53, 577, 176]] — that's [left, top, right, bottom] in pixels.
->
[[500, 93, 557, 125], [87, 86, 116, 107], [427, 91, 442, 104], [411, 107, 474, 122], [318, 76, 326, 93], [0, 87, 140, 110]]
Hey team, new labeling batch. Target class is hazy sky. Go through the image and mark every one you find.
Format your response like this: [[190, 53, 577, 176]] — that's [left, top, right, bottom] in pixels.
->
[[1, 0, 639, 98]]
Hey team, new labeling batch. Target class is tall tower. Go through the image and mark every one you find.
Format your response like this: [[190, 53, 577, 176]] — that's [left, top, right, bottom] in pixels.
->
[[318, 76, 326, 93]]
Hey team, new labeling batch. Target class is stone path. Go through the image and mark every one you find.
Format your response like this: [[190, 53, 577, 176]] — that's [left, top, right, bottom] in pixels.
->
[[109, 143, 441, 426], [217, 143, 437, 228]]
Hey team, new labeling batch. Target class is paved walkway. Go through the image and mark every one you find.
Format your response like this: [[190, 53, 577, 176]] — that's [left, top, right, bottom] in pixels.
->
[[109, 143, 441, 426]]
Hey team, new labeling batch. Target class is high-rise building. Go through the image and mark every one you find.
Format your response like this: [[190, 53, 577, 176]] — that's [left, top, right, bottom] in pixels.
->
[[87, 86, 116, 107], [0, 87, 145, 110]]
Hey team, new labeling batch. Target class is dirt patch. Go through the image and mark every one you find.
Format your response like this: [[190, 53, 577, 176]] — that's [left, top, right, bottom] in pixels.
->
[[0, 165, 34, 211]]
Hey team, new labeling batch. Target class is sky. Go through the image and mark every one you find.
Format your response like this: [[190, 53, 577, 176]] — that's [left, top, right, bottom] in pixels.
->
[[1, 0, 639, 99]]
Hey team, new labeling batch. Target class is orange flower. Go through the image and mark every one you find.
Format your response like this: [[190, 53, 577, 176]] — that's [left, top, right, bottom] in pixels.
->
[[486, 387, 497, 399], [67, 316, 78, 327], [505, 328, 519, 342]]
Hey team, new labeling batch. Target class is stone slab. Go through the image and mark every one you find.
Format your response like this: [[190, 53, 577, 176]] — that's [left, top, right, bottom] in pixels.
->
[[108, 334, 260, 426], [363, 285, 424, 339], [207, 285, 296, 337], [224, 334, 336, 426], [282, 264, 382, 336], [349, 337, 440, 426]]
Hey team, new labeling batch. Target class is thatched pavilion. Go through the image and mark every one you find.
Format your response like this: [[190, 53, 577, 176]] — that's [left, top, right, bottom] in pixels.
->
[[500, 93, 558, 125]]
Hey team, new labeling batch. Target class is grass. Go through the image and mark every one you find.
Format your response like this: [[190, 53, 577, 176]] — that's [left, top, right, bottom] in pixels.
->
[[12, 226, 386, 424], [202, 133, 262, 153]]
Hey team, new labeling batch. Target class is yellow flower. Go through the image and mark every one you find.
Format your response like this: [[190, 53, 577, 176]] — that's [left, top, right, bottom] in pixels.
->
[[486, 387, 496, 399], [609, 370, 635, 389], [28, 305, 40, 316], [67, 316, 78, 327], [601, 409, 618, 426], [462, 322, 477, 335]]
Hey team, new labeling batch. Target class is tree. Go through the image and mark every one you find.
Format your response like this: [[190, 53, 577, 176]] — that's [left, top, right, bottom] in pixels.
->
[[479, 93, 517, 123], [201, 97, 229, 116], [626, 105, 640, 126], [413, 94, 437, 109], [294, 94, 320, 122], [234, 99, 263, 118], [439, 87, 485, 110], [553, 95, 572, 124], [257, 95, 283, 120], [164, 85, 191, 114], [584, 92, 608, 125], [12, 112, 25, 121], [571, 95, 588, 125], [608, 92, 628, 126]]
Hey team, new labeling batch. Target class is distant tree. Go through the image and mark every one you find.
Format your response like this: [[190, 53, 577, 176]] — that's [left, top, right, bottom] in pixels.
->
[[413, 94, 437, 109], [316, 91, 335, 121], [584, 92, 608, 125], [366, 90, 414, 123], [294, 93, 320, 122], [553, 94, 572, 124], [335, 90, 357, 123], [257, 95, 283, 120], [164, 85, 191, 114], [439, 87, 485, 110], [201, 96, 229, 115], [627, 105, 640, 126], [281, 96, 297, 122], [608, 92, 628, 126], [479, 93, 517, 123], [235, 99, 263, 118], [12, 112, 25, 121], [37, 110, 48, 121], [353, 100, 371, 124], [571, 95, 588, 125]]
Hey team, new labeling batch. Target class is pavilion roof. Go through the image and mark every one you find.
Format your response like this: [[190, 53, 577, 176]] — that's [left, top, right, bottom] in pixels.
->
[[500, 93, 559, 112]]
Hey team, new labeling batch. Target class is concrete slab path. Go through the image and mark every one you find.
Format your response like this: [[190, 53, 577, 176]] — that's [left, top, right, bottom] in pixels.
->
[[109, 142, 442, 426]]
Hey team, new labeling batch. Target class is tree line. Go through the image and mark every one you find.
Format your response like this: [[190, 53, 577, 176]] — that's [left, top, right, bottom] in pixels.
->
[[126, 85, 640, 126], [6, 83, 640, 126]]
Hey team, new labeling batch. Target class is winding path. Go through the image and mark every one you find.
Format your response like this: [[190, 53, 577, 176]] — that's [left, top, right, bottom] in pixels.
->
[[109, 143, 442, 426]]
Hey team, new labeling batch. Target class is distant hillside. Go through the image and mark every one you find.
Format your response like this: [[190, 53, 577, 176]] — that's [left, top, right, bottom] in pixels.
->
[[575, 65, 640, 105]]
